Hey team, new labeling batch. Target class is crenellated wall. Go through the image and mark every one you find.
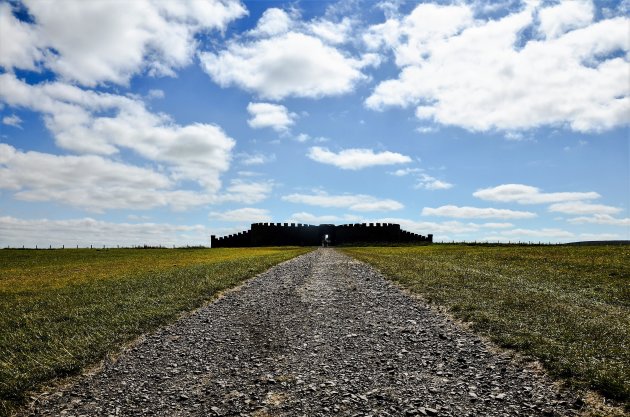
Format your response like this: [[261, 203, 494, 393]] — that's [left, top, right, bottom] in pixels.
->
[[211, 223, 432, 248]]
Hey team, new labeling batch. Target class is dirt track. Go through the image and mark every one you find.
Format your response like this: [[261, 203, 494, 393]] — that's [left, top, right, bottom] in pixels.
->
[[23, 249, 580, 416]]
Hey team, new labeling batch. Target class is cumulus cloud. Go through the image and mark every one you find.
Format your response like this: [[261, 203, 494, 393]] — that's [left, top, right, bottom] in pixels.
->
[[0, 216, 209, 247], [307, 17, 353, 44], [422, 205, 536, 219], [0, 74, 234, 191], [238, 152, 276, 166], [473, 184, 600, 204], [371, 217, 515, 241], [0, 0, 247, 86], [389, 167, 423, 176], [414, 174, 453, 190], [282, 192, 403, 212], [209, 207, 272, 223], [286, 212, 361, 224], [2, 114, 22, 128], [221, 179, 274, 205], [147, 89, 165, 99], [293, 133, 328, 143], [199, 31, 374, 99], [307, 147, 411, 170], [0, 3, 44, 71], [548, 201, 622, 215], [579, 233, 623, 241], [247, 102, 296, 131], [0, 144, 272, 212], [0, 143, 175, 211], [364, 3, 474, 66], [365, 2, 629, 132], [538, 0, 594, 39], [248, 8, 292, 37], [567, 214, 630, 226]]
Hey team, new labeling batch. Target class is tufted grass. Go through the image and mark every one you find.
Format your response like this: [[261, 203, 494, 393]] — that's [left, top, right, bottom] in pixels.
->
[[0, 247, 311, 415], [342, 244, 629, 410]]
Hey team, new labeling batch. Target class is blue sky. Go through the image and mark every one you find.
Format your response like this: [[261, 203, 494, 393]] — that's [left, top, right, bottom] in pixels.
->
[[0, 0, 628, 246]]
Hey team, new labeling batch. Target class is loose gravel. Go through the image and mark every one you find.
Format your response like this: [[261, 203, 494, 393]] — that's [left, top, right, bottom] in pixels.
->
[[22, 249, 582, 416]]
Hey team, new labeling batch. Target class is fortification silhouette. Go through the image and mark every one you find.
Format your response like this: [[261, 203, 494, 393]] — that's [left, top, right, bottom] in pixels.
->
[[211, 223, 432, 247]]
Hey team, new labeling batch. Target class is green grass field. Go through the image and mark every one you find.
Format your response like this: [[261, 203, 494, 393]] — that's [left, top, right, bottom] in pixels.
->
[[0, 247, 311, 415], [342, 245, 630, 409]]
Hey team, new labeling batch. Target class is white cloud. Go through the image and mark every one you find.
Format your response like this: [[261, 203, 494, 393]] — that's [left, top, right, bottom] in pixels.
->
[[0, 143, 175, 211], [199, 31, 372, 100], [282, 192, 403, 212], [373, 217, 481, 240], [548, 201, 622, 215], [147, 89, 165, 99], [492, 228, 575, 239], [249, 7, 355, 45], [364, 3, 474, 66], [294, 133, 328, 143], [473, 184, 600, 204], [415, 174, 453, 190], [2, 114, 22, 128], [0, 3, 44, 71], [286, 212, 361, 224], [579, 233, 623, 241], [354, 217, 522, 241], [1, 0, 247, 86], [482, 222, 514, 229], [416, 126, 438, 134], [0, 216, 209, 247], [247, 102, 296, 132], [221, 179, 274, 205], [0, 144, 272, 212], [422, 205, 536, 219], [238, 152, 276, 165], [0, 74, 235, 191], [504, 131, 527, 141], [209, 207, 272, 223], [567, 214, 630, 226], [365, 2, 629, 132], [236, 170, 262, 177], [127, 214, 151, 221], [307, 146, 411, 170], [295, 133, 311, 143], [249, 8, 292, 37], [483, 228, 579, 242], [389, 167, 423, 176], [538, 0, 594, 39], [307, 17, 353, 44]]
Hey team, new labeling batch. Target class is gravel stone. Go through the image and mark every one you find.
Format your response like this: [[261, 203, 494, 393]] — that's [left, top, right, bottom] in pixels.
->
[[22, 249, 580, 416]]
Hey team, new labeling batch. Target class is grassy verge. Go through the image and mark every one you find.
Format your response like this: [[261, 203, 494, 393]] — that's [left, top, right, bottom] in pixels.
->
[[0, 247, 311, 415], [341, 245, 629, 408]]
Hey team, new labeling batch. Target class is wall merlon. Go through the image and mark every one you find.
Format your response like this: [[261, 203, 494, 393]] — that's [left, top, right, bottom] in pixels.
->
[[212, 222, 431, 247]]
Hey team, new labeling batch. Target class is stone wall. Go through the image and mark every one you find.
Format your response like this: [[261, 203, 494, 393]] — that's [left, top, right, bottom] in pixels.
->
[[211, 223, 432, 248]]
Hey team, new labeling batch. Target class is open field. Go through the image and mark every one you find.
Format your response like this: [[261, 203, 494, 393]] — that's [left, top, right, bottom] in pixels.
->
[[341, 245, 630, 408], [0, 247, 311, 415]]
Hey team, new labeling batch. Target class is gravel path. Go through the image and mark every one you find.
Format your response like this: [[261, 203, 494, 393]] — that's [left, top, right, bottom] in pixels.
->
[[24, 249, 581, 416]]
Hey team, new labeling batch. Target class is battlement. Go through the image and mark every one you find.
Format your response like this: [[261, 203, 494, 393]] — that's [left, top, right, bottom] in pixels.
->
[[211, 223, 432, 248]]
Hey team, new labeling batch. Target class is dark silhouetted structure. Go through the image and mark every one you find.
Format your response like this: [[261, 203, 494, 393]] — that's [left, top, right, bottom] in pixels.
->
[[211, 223, 432, 247]]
